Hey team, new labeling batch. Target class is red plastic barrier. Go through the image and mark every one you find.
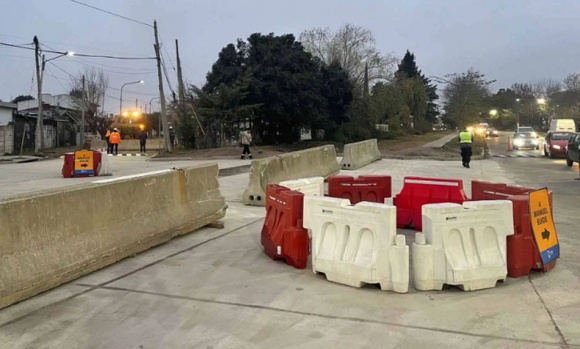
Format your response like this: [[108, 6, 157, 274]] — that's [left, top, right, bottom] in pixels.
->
[[261, 184, 309, 269], [393, 176, 468, 231], [62, 151, 102, 178], [471, 181, 556, 278], [328, 175, 392, 204]]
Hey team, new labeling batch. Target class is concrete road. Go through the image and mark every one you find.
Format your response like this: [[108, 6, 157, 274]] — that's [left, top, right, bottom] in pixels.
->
[[1, 151, 579, 348], [487, 131, 545, 159]]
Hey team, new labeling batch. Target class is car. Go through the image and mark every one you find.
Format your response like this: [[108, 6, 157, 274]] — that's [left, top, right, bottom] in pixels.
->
[[544, 131, 572, 158], [513, 132, 540, 150], [566, 133, 580, 166], [475, 123, 489, 136], [485, 127, 499, 138], [517, 126, 538, 138]]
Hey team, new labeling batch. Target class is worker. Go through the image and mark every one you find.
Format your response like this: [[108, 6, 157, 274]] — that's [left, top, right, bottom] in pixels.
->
[[109, 127, 121, 155], [169, 126, 176, 147], [458, 127, 475, 168], [138, 129, 148, 153], [104, 129, 111, 154], [240, 127, 252, 160]]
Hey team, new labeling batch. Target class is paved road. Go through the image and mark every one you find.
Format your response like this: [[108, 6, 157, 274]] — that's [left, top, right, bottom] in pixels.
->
[[1, 147, 579, 348]]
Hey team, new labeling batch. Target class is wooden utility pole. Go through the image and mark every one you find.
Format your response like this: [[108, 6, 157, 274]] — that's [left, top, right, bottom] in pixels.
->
[[33, 36, 44, 154], [81, 74, 86, 146], [176, 39, 185, 104], [153, 20, 171, 152]]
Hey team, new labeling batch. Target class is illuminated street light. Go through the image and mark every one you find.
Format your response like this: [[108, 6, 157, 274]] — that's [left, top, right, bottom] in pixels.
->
[[537, 98, 546, 105], [122, 112, 128, 117], [119, 80, 145, 116], [132, 111, 140, 117], [489, 109, 498, 116]]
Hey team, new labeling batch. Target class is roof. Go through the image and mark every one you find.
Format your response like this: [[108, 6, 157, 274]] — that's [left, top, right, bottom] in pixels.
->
[[0, 102, 17, 109]]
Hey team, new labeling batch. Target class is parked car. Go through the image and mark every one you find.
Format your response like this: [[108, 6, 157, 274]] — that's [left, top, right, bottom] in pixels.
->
[[485, 127, 499, 137], [544, 131, 573, 158], [566, 133, 580, 166], [513, 126, 539, 150]]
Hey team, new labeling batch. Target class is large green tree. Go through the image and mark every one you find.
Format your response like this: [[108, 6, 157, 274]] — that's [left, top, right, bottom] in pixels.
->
[[199, 32, 353, 144]]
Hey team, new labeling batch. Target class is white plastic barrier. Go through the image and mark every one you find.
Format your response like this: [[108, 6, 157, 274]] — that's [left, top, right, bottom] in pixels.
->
[[303, 196, 409, 293], [98, 151, 112, 176], [413, 200, 514, 291], [279, 177, 324, 196]]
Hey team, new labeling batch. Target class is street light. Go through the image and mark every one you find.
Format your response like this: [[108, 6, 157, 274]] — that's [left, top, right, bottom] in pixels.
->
[[149, 96, 161, 138], [537, 98, 546, 105], [34, 43, 74, 154], [119, 80, 144, 117], [489, 109, 498, 116]]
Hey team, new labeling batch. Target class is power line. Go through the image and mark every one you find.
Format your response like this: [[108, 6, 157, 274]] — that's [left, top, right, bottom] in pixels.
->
[[70, 0, 153, 28], [0, 41, 155, 60]]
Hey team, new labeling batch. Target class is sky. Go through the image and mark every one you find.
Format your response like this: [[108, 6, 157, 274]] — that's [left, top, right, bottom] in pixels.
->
[[1, 0, 580, 115]]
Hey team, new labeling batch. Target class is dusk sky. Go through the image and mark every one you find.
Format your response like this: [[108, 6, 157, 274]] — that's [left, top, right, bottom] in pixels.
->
[[1, 0, 580, 114]]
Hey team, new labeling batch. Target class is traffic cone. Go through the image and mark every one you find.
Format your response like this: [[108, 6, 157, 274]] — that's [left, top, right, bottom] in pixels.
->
[[507, 136, 512, 151]]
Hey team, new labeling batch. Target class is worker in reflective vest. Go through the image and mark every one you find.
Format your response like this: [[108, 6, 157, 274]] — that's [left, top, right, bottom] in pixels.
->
[[104, 130, 111, 154], [109, 128, 121, 156], [458, 128, 474, 168]]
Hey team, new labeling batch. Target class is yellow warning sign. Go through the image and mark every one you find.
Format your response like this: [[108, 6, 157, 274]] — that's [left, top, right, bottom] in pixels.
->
[[74, 150, 94, 175], [528, 188, 559, 264]]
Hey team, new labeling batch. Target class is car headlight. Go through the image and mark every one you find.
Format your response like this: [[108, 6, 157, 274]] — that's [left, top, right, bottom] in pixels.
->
[[467, 126, 474, 132], [532, 139, 538, 145], [492, 130, 498, 134], [552, 145, 561, 150], [531, 132, 537, 138], [514, 139, 524, 146]]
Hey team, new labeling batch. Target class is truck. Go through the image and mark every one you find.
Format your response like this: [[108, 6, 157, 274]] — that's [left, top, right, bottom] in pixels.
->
[[549, 119, 576, 132]]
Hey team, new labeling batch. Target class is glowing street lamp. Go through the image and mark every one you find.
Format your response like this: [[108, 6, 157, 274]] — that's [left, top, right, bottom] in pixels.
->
[[537, 98, 546, 105], [119, 80, 144, 116], [489, 109, 498, 116]]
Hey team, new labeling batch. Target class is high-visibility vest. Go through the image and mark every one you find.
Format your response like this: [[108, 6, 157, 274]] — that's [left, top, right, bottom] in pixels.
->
[[459, 131, 472, 144], [109, 132, 121, 144]]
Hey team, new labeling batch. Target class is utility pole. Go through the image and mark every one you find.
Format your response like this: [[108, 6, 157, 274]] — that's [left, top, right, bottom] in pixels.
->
[[81, 74, 85, 146], [175, 39, 190, 147], [33, 36, 44, 154], [153, 20, 171, 152]]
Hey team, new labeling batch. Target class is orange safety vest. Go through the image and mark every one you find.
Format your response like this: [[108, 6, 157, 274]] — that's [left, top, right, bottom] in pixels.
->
[[109, 132, 121, 144]]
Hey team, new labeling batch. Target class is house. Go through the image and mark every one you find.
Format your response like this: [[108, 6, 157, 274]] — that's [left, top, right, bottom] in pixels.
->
[[0, 102, 17, 154], [16, 94, 83, 151]]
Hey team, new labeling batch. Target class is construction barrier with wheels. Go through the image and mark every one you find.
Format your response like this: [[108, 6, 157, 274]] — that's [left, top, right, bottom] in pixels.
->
[[0, 164, 227, 310], [261, 185, 309, 269], [471, 180, 557, 277], [328, 175, 392, 205], [393, 176, 468, 231]]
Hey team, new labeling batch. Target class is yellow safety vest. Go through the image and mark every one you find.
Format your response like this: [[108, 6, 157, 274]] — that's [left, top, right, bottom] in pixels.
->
[[459, 131, 472, 144]]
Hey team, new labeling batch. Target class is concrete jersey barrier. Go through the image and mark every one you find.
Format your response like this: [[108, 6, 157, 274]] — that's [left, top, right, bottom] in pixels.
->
[[243, 145, 340, 206], [0, 164, 227, 310], [340, 139, 382, 170]]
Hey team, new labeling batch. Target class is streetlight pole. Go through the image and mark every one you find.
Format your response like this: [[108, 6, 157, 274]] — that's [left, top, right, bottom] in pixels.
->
[[149, 96, 161, 138], [33, 36, 74, 154], [119, 80, 144, 117]]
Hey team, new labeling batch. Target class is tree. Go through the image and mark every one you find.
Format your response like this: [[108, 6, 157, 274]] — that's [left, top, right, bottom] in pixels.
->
[[299, 24, 397, 90], [564, 73, 580, 91], [395, 50, 440, 123], [438, 69, 494, 129], [69, 67, 109, 133], [200, 32, 354, 145], [10, 95, 34, 103]]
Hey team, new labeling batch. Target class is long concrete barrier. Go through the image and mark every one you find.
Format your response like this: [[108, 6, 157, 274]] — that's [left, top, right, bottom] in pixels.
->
[[243, 145, 340, 206], [340, 139, 382, 170], [90, 139, 163, 151], [0, 164, 227, 310]]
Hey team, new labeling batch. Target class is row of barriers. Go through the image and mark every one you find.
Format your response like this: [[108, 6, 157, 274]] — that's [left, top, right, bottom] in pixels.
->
[[261, 175, 558, 292]]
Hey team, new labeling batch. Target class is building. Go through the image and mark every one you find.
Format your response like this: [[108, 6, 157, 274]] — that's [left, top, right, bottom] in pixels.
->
[[0, 102, 17, 154], [15, 94, 83, 151]]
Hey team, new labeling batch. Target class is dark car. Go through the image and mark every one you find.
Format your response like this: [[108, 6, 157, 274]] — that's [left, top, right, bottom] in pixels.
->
[[485, 127, 499, 137], [566, 133, 580, 167], [544, 131, 572, 158]]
